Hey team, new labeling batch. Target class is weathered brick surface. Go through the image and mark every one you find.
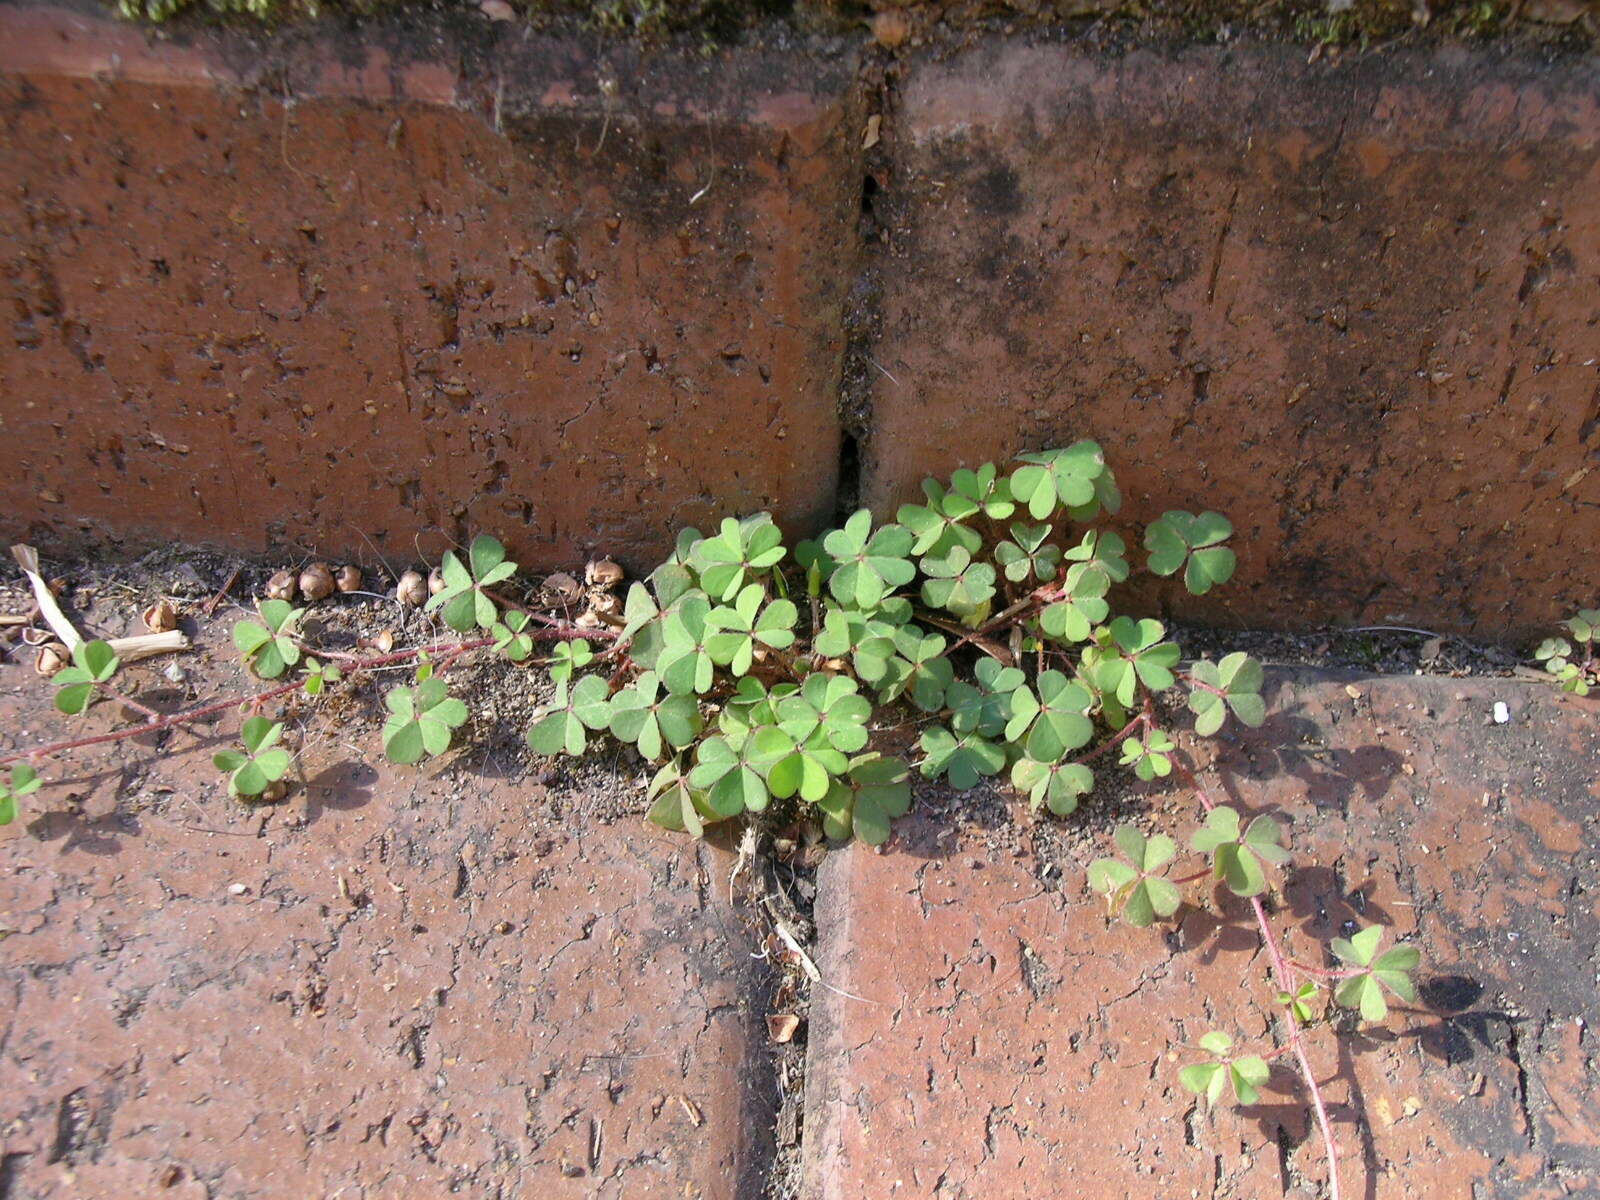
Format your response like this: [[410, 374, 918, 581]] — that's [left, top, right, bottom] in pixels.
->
[[0, 640, 770, 1198], [0, 2, 858, 574], [864, 44, 1600, 635], [802, 672, 1600, 1198]]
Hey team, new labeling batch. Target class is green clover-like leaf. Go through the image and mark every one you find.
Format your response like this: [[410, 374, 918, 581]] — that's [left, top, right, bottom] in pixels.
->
[[1144, 510, 1236, 595], [233, 601, 303, 679], [1037, 563, 1111, 645], [1187, 651, 1266, 735], [490, 610, 535, 662], [525, 674, 611, 758], [994, 522, 1061, 584], [53, 639, 122, 715], [688, 726, 795, 816], [814, 605, 905, 683], [704, 583, 797, 676], [777, 673, 871, 754], [818, 753, 913, 845], [212, 716, 293, 798], [1179, 1033, 1270, 1106], [822, 510, 917, 610], [549, 637, 595, 687], [690, 514, 787, 601], [425, 535, 518, 631], [883, 627, 954, 711], [645, 760, 722, 837], [607, 671, 703, 761], [1009, 441, 1118, 521], [659, 594, 717, 695], [946, 657, 1026, 739], [302, 657, 343, 697], [920, 545, 997, 624], [1331, 926, 1421, 1021], [1011, 756, 1093, 816], [1118, 730, 1175, 781], [1191, 805, 1290, 897], [384, 675, 472, 764], [919, 724, 1005, 790], [1087, 824, 1180, 926], [1562, 609, 1598, 644], [0, 764, 43, 826], [1005, 670, 1093, 762], [1277, 982, 1321, 1026]]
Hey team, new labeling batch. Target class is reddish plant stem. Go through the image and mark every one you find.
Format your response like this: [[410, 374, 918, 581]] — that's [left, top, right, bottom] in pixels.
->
[[1288, 960, 1364, 981], [934, 581, 1060, 660], [0, 634, 502, 769], [483, 589, 619, 640], [1168, 747, 1344, 1200], [1071, 711, 1148, 766], [0, 678, 307, 768], [97, 683, 162, 722]]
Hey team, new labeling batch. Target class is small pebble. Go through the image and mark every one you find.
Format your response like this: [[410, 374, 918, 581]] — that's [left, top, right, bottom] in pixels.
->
[[1492, 701, 1510, 724], [228, 883, 249, 895]]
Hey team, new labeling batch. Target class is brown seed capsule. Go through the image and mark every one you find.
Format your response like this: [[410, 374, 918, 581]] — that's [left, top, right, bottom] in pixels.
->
[[40, 638, 72, 670], [265, 569, 297, 601], [258, 780, 287, 803], [143, 599, 179, 633], [428, 568, 447, 596], [584, 558, 625, 589], [544, 571, 583, 604], [299, 562, 335, 603], [396, 570, 428, 608], [871, 9, 910, 48], [35, 642, 69, 676], [587, 589, 622, 617], [372, 629, 396, 653], [574, 609, 605, 630], [334, 565, 363, 593]]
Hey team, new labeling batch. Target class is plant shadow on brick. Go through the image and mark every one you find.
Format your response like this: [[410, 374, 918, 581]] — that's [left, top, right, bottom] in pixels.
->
[[2, 444, 1455, 1199]]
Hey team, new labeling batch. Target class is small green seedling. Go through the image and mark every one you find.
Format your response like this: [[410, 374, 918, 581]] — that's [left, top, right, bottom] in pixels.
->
[[213, 716, 292, 798], [1331, 926, 1420, 1020], [234, 600, 303, 679], [302, 657, 342, 697], [1179, 1032, 1270, 1106], [53, 640, 120, 715]]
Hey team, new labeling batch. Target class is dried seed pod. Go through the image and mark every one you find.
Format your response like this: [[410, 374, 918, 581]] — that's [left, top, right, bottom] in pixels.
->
[[265, 569, 297, 602], [142, 599, 179, 633], [428, 568, 447, 596], [34, 642, 69, 676], [396, 570, 428, 608], [584, 558, 624, 589], [574, 609, 605, 630], [257, 780, 287, 803], [587, 589, 621, 617], [359, 629, 396, 653], [544, 571, 583, 604], [299, 562, 335, 603], [334, 565, 363, 593]]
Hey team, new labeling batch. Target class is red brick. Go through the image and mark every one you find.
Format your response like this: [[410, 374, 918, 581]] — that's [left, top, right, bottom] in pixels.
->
[[864, 44, 1600, 635], [0, 632, 771, 1198], [802, 672, 1600, 1197], [0, 3, 859, 574]]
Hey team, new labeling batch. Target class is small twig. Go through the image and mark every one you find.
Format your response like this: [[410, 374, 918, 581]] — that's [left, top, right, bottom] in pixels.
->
[[202, 567, 241, 617]]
